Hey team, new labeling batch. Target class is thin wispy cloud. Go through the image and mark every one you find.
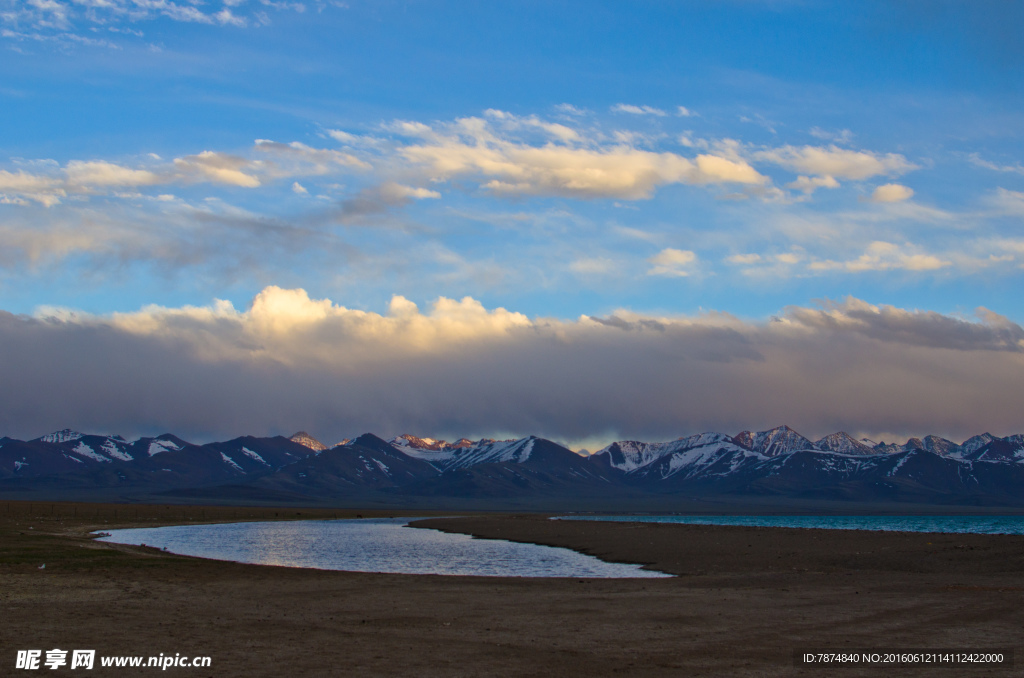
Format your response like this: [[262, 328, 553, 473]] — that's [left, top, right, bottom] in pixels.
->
[[611, 104, 667, 116], [0, 0, 315, 47], [754, 145, 917, 181]]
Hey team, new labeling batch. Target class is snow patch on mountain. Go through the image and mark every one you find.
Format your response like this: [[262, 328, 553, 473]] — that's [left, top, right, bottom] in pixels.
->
[[147, 439, 180, 456], [73, 442, 111, 463], [220, 452, 244, 472], [101, 439, 134, 462], [241, 447, 269, 465], [887, 450, 914, 476], [390, 441, 457, 464]]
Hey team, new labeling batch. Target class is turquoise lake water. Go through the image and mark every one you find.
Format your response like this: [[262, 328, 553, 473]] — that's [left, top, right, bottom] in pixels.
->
[[96, 517, 670, 578], [557, 514, 1024, 534]]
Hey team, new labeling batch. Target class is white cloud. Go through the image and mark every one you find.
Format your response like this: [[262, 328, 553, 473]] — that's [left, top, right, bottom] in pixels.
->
[[676, 106, 695, 117], [392, 116, 767, 200], [987, 188, 1024, 215], [810, 241, 950, 273], [869, 183, 914, 203], [112, 286, 533, 357], [693, 154, 767, 185], [214, 8, 247, 26], [246, 286, 336, 335], [0, 137, 369, 207], [292, 182, 308, 195], [554, 103, 586, 115], [0, 0, 316, 47], [678, 133, 697, 148], [65, 160, 160, 189], [809, 127, 854, 144], [379, 182, 441, 200], [412, 141, 638, 196], [173, 151, 261, 187], [254, 139, 370, 173], [325, 129, 359, 144], [775, 252, 801, 265], [726, 253, 762, 265], [481, 111, 580, 143], [0, 170, 64, 206], [968, 153, 1024, 175], [739, 114, 777, 135], [611, 104, 667, 116], [7, 112, 919, 219], [756, 144, 916, 180], [569, 257, 615, 275], [786, 175, 840, 194], [647, 248, 697, 277]]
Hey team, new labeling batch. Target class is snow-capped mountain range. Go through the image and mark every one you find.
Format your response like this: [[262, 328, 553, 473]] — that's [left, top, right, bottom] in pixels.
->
[[3, 425, 1024, 506]]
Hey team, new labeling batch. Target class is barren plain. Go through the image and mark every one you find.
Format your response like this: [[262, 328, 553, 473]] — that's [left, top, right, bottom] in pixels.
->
[[2, 502, 1022, 676]]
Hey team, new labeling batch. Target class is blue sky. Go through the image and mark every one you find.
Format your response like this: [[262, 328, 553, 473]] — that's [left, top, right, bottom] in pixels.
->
[[1, 1, 1023, 445]]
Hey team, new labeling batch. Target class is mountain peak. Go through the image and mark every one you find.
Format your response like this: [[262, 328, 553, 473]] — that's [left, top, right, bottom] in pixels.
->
[[35, 429, 84, 444], [289, 431, 327, 452], [735, 425, 814, 456], [921, 435, 959, 456], [392, 434, 448, 450], [390, 434, 484, 451], [961, 433, 996, 456], [814, 432, 875, 456]]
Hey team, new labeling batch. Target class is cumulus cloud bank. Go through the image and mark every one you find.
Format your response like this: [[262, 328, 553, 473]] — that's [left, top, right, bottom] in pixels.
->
[[2, 288, 1022, 445]]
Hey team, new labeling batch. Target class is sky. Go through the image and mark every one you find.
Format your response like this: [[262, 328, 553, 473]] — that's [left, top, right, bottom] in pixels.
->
[[1, 0, 1023, 448]]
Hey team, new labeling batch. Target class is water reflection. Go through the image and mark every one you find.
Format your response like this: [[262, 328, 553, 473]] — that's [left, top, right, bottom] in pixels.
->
[[97, 517, 670, 578]]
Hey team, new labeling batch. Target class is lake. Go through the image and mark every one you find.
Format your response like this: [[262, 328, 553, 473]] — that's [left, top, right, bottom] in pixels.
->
[[557, 514, 1024, 534], [96, 517, 670, 578]]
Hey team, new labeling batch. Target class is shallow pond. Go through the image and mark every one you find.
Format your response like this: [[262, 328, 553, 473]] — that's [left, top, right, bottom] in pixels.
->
[[97, 517, 670, 578]]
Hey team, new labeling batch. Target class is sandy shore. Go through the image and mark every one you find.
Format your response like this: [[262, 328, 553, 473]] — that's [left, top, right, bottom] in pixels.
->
[[2, 502, 1022, 676]]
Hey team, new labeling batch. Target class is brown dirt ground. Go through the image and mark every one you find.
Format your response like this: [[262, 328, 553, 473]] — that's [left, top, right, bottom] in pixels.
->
[[1, 502, 1022, 677]]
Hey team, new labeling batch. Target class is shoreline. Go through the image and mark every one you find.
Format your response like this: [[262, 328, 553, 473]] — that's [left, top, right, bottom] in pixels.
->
[[412, 514, 1024, 579]]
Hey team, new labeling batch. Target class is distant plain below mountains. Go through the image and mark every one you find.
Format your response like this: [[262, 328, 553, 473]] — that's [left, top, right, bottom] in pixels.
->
[[3, 426, 1024, 510]]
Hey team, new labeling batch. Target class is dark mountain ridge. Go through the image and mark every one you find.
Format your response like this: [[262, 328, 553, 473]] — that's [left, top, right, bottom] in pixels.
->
[[3, 425, 1024, 507]]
